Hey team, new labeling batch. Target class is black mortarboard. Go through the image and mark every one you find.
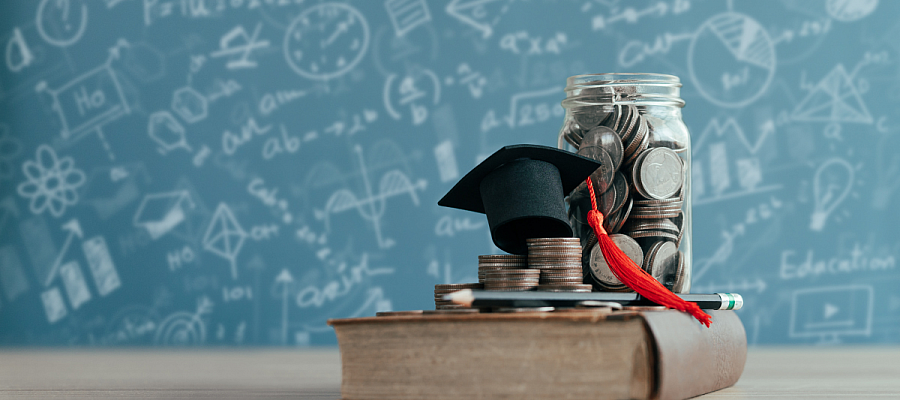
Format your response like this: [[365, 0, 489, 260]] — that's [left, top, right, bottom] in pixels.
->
[[438, 144, 603, 255]]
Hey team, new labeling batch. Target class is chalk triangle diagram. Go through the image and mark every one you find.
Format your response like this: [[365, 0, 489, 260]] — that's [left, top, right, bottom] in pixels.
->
[[446, 0, 513, 38], [202, 204, 247, 262], [792, 64, 873, 124]]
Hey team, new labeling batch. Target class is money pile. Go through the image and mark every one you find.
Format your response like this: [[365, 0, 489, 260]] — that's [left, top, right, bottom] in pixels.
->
[[526, 238, 592, 293], [434, 283, 483, 310], [483, 268, 540, 291], [563, 103, 688, 293], [477, 254, 527, 283]]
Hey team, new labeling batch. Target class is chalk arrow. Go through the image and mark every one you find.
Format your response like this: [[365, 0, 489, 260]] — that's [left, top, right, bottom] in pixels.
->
[[276, 269, 294, 283], [44, 219, 83, 287]]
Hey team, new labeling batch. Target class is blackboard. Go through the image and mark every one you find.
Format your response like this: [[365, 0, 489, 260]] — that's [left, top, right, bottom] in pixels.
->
[[0, 0, 897, 345]]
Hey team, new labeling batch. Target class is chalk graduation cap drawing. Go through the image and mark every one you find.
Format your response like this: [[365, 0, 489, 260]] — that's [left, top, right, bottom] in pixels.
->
[[438, 144, 602, 255]]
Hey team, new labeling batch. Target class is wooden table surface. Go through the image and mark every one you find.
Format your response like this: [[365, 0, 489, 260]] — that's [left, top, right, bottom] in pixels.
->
[[0, 347, 898, 399]]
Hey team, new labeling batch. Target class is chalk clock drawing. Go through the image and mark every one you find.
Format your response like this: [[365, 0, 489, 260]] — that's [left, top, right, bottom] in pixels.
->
[[283, 2, 370, 81]]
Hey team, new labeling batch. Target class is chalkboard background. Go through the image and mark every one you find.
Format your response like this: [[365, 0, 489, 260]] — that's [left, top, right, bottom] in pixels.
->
[[1, 0, 898, 346]]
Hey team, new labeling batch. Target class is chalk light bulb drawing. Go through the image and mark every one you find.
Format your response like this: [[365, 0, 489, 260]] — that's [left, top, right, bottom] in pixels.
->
[[810, 158, 854, 231]]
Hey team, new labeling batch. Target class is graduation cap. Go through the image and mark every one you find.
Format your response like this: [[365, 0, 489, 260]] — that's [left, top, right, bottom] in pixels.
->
[[438, 144, 602, 255]]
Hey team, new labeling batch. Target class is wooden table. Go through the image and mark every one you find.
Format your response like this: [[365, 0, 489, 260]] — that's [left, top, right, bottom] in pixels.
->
[[0, 347, 897, 399]]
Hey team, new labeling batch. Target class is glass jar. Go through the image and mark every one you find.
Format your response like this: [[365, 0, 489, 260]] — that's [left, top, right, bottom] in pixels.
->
[[558, 73, 692, 293]]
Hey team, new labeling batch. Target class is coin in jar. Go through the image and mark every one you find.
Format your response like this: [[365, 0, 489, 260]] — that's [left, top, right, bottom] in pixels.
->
[[589, 234, 643, 287], [645, 241, 679, 285], [576, 146, 615, 193], [580, 126, 624, 171], [637, 147, 684, 200]]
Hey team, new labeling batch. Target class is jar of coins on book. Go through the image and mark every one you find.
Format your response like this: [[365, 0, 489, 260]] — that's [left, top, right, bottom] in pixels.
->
[[558, 73, 692, 294]]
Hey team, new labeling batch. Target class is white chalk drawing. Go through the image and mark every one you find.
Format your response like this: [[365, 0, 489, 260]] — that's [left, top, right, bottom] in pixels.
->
[[445, 0, 512, 38], [315, 145, 426, 249], [687, 12, 776, 108], [203, 203, 248, 279], [5, 28, 35, 72], [83, 236, 120, 296], [283, 3, 370, 81], [17, 145, 86, 218], [41, 286, 67, 324], [445, 63, 487, 99], [133, 191, 195, 240], [482, 87, 564, 133], [36, 0, 88, 47], [826, 0, 878, 22], [154, 297, 212, 346], [45, 219, 82, 287], [383, 68, 441, 125], [434, 140, 459, 183], [385, 0, 431, 37], [0, 245, 30, 302], [59, 261, 91, 310], [35, 39, 131, 161], [275, 269, 294, 345], [19, 216, 58, 285], [792, 64, 873, 125], [789, 285, 873, 343], [810, 158, 854, 232], [0, 123, 22, 180], [147, 111, 191, 154], [692, 118, 781, 205], [209, 23, 270, 70], [498, 31, 568, 56], [170, 87, 208, 124], [591, 0, 690, 31], [618, 32, 693, 68]]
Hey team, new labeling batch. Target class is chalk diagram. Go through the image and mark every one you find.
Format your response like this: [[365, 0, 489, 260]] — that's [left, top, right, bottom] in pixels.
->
[[789, 285, 873, 344], [687, 12, 776, 108], [35, 39, 131, 161], [283, 3, 370, 81], [810, 158, 857, 232], [315, 144, 426, 249], [202, 203, 247, 280], [17, 145, 86, 218], [383, 68, 441, 125], [133, 190, 196, 240], [445, 0, 513, 39], [791, 64, 873, 140], [692, 118, 781, 205], [826, 0, 879, 22], [36, 0, 88, 47], [154, 297, 212, 346]]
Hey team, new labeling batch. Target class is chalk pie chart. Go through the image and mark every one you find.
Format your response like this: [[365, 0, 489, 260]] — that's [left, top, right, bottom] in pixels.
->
[[688, 12, 776, 108]]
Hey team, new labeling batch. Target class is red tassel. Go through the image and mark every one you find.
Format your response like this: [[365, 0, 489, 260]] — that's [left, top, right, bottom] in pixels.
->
[[585, 178, 712, 327]]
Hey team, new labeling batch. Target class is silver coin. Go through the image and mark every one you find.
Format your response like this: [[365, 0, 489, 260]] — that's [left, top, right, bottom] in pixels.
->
[[609, 172, 629, 216], [669, 251, 687, 293], [572, 105, 611, 129], [588, 233, 643, 287], [637, 147, 684, 200], [581, 126, 624, 171], [577, 146, 615, 194], [614, 198, 633, 234], [647, 241, 678, 286], [562, 118, 586, 148], [646, 114, 688, 152]]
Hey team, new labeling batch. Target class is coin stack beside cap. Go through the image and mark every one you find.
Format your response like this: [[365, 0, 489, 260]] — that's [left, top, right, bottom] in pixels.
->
[[483, 268, 540, 291], [477, 254, 527, 283], [526, 238, 592, 293], [434, 283, 483, 310]]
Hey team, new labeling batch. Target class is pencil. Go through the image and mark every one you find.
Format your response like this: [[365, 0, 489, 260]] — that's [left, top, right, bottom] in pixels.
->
[[443, 290, 743, 310]]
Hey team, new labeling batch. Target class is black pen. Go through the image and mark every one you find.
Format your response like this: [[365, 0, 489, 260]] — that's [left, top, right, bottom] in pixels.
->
[[443, 290, 743, 310]]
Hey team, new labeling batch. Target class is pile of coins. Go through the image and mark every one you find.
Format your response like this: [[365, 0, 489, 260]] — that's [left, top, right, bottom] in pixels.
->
[[477, 254, 527, 283], [564, 104, 688, 293], [434, 283, 483, 310], [526, 238, 592, 293]]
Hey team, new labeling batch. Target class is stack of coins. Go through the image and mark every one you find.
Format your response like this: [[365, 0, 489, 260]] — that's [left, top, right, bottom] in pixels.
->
[[526, 238, 592, 293], [483, 269, 540, 291], [434, 283, 483, 310], [477, 254, 527, 283], [564, 104, 688, 292]]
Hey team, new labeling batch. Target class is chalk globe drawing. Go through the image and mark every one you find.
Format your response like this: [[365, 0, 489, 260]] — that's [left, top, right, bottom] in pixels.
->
[[154, 311, 207, 346], [687, 12, 776, 108], [827, 0, 878, 22], [17, 145, 86, 217], [283, 3, 370, 81]]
